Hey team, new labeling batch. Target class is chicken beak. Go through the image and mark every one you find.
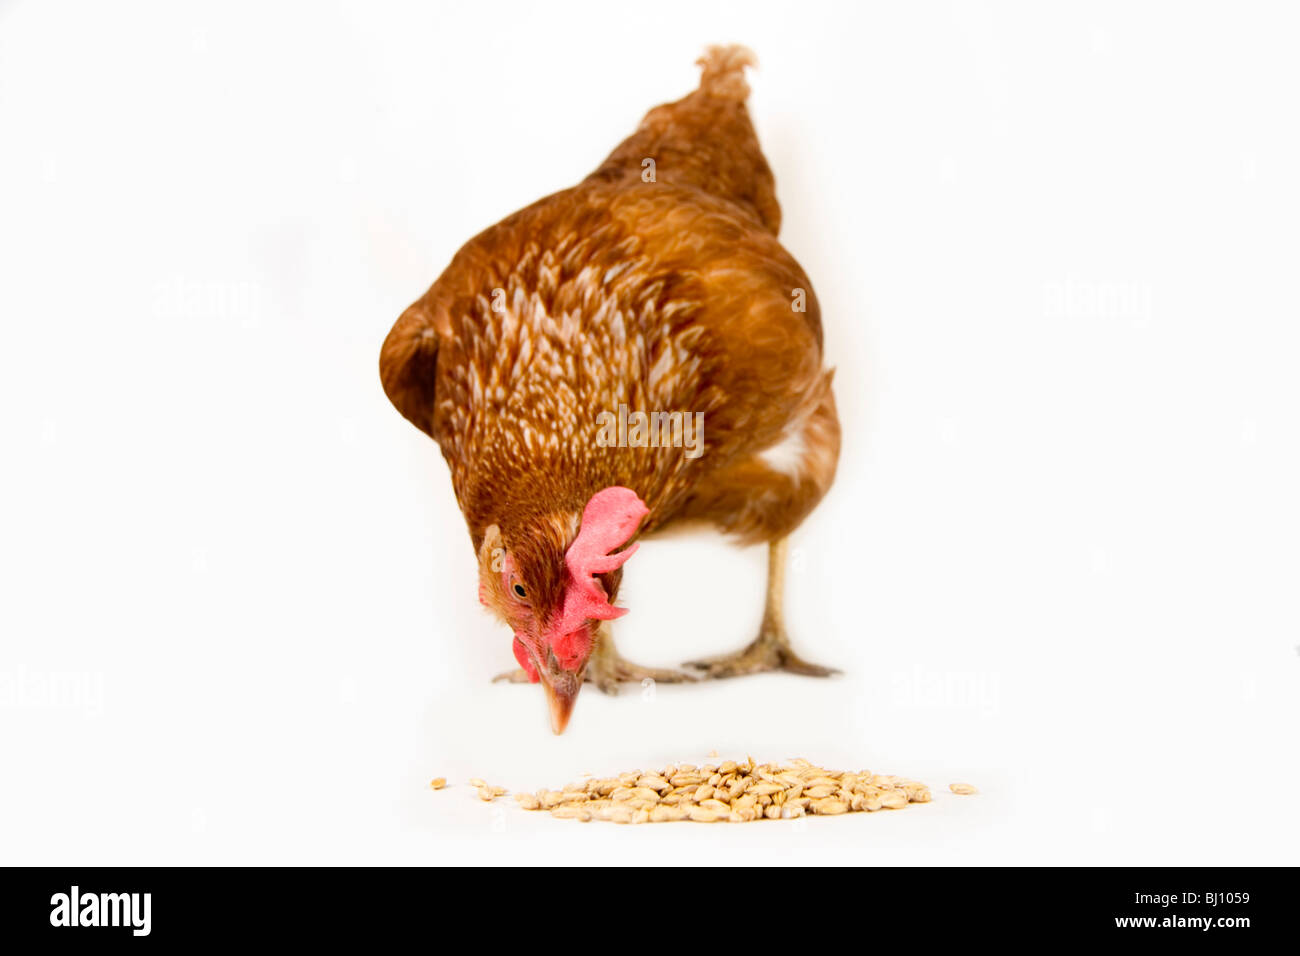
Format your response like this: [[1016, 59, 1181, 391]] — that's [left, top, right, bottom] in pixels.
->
[[540, 668, 582, 735], [543, 682, 577, 734]]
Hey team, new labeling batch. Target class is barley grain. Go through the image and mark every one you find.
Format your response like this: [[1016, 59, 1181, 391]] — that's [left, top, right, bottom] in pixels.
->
[[811, 798, 849, 815], [688, 806, 724, 822], [552, 805, 592, 821], [507, 758, 935, 824]]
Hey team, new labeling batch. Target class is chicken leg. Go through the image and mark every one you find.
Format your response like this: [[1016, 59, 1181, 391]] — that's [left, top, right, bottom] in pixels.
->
[[493, 622, 696, 694], [683, 538, 840, 679]]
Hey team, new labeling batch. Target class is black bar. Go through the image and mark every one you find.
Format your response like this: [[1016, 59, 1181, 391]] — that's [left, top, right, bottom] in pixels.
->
[[0, 867, 1286, 941]]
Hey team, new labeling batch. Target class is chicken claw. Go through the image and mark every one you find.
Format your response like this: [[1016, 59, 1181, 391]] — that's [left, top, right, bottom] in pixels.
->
[[683, 630, 840, 680], [583, 622, 698, 695], [492, 668, 534, 684]]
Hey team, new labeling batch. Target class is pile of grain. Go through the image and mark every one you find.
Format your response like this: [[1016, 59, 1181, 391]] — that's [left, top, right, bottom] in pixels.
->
[[511, 757, 933, 824]]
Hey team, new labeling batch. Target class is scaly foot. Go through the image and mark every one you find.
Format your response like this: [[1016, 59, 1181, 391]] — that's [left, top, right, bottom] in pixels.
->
[[683, 628, 840, 680], [583, 633, 697, 696]]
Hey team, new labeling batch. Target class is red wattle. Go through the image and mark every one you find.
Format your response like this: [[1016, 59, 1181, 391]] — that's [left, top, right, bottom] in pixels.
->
[[513, 636, 539, 682]]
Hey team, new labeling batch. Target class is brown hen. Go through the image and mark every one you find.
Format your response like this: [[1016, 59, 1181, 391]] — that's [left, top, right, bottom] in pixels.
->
[[380, 46, 840, 734]]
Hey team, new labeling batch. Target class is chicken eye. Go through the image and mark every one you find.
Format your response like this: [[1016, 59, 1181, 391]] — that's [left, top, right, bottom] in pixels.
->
[[512, 583, 528, 600]]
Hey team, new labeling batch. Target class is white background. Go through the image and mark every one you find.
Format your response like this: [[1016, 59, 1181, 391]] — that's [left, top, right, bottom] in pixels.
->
[[2, 0, 1297, 865]]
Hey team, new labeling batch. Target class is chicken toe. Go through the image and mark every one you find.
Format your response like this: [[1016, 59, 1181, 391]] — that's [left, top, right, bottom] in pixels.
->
[[584, 623, 698, 696], [491, 668, 534, 684], [683, 629, 840, 680]]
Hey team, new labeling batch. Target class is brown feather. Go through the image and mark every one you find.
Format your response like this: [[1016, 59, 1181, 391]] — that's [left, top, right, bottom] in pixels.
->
[[380, 45, 840, 621]]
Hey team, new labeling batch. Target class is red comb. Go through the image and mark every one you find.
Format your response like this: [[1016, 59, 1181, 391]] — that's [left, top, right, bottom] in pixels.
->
[[555, 487, 648, 635]]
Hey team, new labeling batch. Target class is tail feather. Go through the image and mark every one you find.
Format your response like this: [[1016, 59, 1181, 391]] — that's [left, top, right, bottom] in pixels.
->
[[696, 45, 757, 100], [584, 43, 780, 234]]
